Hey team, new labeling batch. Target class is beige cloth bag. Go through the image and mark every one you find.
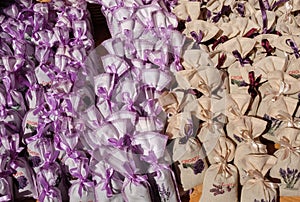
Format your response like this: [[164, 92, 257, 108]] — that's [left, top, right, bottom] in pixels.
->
[[182, 49, 215, 70], [183, 20, 220, 42], [227, 116, 268, 184], [253, 34, 283, 62], [185, 96, 226, 146], [200, 137, 238, 202], [215, 37, 256, 59], [158, 89, 196, 116], [224, 93, 251, 121], [227, 64, 261, 116], [276, 14, 300, 35], [173, 1, 201, 21], [175, 68, 223, 97], [217, 17, 260, 39], [269, 127, 300, 196], [258, 95, 300, 139], [226, 116, 267, 145], [253, 10, 276, 31], [172, 138, 208, 191], [240, 154, 278, 202], [273, 35, 300, 57]]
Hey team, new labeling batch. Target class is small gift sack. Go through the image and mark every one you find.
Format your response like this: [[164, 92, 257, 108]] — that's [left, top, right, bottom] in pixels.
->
[[68, 158, 95, 202], [172, 138, 208, 191], [240, 154, 278, 202], [166, 111, 199, 139], [12, 157, 38, 200], [123, 176, 152, 202], [270, 127, 300, 196], [227, 116, 269, 184], [201, 137, 238, 202], [0, 176, 13, 201], [93, 146, 153, 202], [153, 168, 179, 202]]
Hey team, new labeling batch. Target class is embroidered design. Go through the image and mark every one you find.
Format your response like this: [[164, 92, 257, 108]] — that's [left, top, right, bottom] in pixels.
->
[[254, 198, 275, 202], [182, 159, 205, 175], [16, 176, 28, 189], [158, 183, 171, 202], [279, 168, 300, 189], [209, 183, 235, 196]]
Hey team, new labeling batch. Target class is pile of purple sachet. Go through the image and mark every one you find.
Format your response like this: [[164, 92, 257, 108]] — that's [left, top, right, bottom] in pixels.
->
[[0, 0, 184, 201]]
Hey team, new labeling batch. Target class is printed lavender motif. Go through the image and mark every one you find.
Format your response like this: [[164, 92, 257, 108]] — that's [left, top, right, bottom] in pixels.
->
[[158, 183, 171, 202], [231, 79, 247, 87], [182, 159, 205, 175], [289, 74, 300, 79], [263, 114, 282, 135], [25, 123, 37, 132], [254, 198, 275, 202], [233, 134, 244, 143], [279, 168, 300, 189], [209, 183, 235, 196], [16, 176, 28, 189], [29, 156, 42, 167]]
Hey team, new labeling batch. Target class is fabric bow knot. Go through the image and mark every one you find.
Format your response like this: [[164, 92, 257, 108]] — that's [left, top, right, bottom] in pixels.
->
[[278, 136, 300, 155], [100, 169, 114, 198], [286, 39, 300, 58]]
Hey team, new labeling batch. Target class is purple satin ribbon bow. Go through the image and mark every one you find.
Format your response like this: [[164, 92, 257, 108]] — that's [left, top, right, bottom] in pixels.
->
[[212, 5, 231, 23], [100, 168, 114, 198], [70, 162, 94, 198], [286, 39, 300, 58], [190, 30, 203, 44], [212, 35, 228, 50], [261, 39, 275, 56], [258, 0, 288, 33], [232, 50, 253, 66]]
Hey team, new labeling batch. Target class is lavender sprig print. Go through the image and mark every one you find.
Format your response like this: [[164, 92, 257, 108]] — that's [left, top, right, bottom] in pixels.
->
[[233, 134, 243, 143], [279, 168, 300, 189], [182, 159, 205, 175], [16, 176, 28, 189], [209, 183, 235, 196], [254, 199, 275, 202], [158, 183, 171, 202]]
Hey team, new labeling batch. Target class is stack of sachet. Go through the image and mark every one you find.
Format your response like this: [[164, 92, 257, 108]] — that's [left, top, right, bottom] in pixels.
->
[[83, 0, 186, 201], [0, 0, 94, 201], [159, 0, 300, 201]]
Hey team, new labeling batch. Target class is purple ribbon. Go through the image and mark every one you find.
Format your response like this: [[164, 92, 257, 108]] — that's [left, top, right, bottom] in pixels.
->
[[190, 30, 203, 44], [232, 50, 253, 66], [212, 5, 231, 23], [70, 164, 94, 198], [258, 0, 289, 33], [100, 169, 114, 198], [212, 35, 228, 50], [286, 39, 300, 58], [258, 0, 268, 33], [98, 87, 113, 113], [261, 39, 274, 56], [2, 76, 13, 106], [179, 123, 194, 144], [42, 151, 59, 170], [243, 28, 258, 38], [122, 92, 135, 112], [236, 3, 245, 17], [216, 54, 227, 70], [108, 134, 134, 152]]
